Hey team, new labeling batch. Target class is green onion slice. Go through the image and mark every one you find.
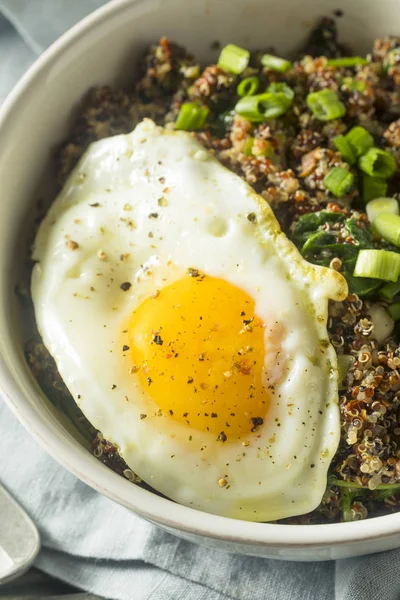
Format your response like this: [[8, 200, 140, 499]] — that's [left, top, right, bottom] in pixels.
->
[[387, 302, 400, 321], [243, 136, 254, 156], [366, 197, 399, 222], [306, 89, 346, 121], [237, 76, 259, 97], [267, 82, 294, 101], [175, 103, 209, 131], [372, 212, 400, 247], [354, 249, 400, 282], [362, 175, 388, 203], [341, 77, 367, 93], [218, 44, 250, 74], [261, 53, 292, 72], [380, 279, 400, 301], [333, 135, 356, 165], [235, 92, 292, 122], [327, 56, 368, 67], [324, 167, 354, 197], [345, 126, 374, 158], [359, 147, 397, 179]]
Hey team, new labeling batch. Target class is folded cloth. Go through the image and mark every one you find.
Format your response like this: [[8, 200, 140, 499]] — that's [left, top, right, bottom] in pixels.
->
[[1, 2, 400, 599]]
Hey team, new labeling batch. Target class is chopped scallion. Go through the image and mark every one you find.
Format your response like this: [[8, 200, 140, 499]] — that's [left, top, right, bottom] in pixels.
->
[[175, 103, 209, 131], [267, 82, 294, 101], [380, 280, 400, 301], [237, 76, 259, 97], [261, 53, 292, 72], [324, 167, 354, 197], [333, 134, 356, 165], [366, 197, 399, 223], [359, 147, 397, 179], [362, 175, 388, 203], [387, 302, 400, 321], [243, 136, 254, 156], [341, 77, 367, 93], [327, 56, 368, 67], [354, 249, 400, 282], [306, 89, 346, 121], [235, 92, 292, 122], [218, 44, 250, 74], [372, 212, 400, 247], [345, 126, 374, 158]]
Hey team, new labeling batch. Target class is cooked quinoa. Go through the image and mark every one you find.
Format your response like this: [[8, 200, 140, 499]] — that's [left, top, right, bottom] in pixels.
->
[[23, 17, 400, 523]]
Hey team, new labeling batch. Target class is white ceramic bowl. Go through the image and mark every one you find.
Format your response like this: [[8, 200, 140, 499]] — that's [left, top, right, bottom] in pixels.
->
[[1, 0, 400, 561]]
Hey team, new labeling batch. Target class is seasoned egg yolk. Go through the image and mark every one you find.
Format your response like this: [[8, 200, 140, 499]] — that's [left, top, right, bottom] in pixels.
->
[[129, 273, 269, 437]]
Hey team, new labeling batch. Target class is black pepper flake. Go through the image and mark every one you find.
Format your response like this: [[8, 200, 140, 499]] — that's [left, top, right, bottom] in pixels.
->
[[120, 281, 131, 292], [247, 212, 256, 223], [187, 377, 194, 384], [89, 202, 100, 207], [122, 345, 130, 352], [310, 463, 315, 469], [243, 318, 254, 326], [140, 413, 147, 420], [153, 334, 163, 346], [217, 431, 227, 442], [148, 212, 158, 219], [183, 412, 189, 417], [188, 268, 200, 278], [211, 412, 218, 418], [169, 409, 174, 416], [240, 311, 246, 316], [147, 377, 152, 386], [250, 416, 264, 432], [77, 394, 81, 399], [111, 384, 117, 390]]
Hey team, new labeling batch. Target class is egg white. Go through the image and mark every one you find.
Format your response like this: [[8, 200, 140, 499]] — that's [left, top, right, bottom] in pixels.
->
[[31, 120, 347, 521]]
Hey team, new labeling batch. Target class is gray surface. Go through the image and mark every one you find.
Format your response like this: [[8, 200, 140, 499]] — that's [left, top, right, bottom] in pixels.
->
[[0, 568, 79, 597], [1, 2, 400, 599]]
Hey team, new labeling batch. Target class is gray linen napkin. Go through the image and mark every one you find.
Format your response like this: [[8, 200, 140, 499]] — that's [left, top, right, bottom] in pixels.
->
[[1, 2, 400, 599]]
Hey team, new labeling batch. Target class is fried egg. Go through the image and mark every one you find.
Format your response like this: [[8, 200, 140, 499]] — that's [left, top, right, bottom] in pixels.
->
[[31, 120, 347, 521]]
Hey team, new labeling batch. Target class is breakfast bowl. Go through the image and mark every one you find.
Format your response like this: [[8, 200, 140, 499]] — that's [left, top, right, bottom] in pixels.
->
[[2, 0, 400, 561]]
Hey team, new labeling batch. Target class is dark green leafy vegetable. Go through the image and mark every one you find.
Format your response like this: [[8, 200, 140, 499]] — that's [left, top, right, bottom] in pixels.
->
[[292, 211, 381, 296], [362, 175, 388, 203], [292, 211, 345, 244], [380, 279, 400, 301]]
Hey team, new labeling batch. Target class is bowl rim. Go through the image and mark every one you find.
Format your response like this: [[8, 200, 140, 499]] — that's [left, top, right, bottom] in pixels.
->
[[1, 0, 400, 549]]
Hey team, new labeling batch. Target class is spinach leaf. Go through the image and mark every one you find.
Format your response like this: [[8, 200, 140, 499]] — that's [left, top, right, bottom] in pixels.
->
[[293, 211, 380, 297], [344, 218, 372, 248], [293, 211, 345, 244], [301, 231, 337, 254]]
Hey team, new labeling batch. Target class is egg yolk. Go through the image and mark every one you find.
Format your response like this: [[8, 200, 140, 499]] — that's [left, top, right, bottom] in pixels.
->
[[128, 273, 269, 438]]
